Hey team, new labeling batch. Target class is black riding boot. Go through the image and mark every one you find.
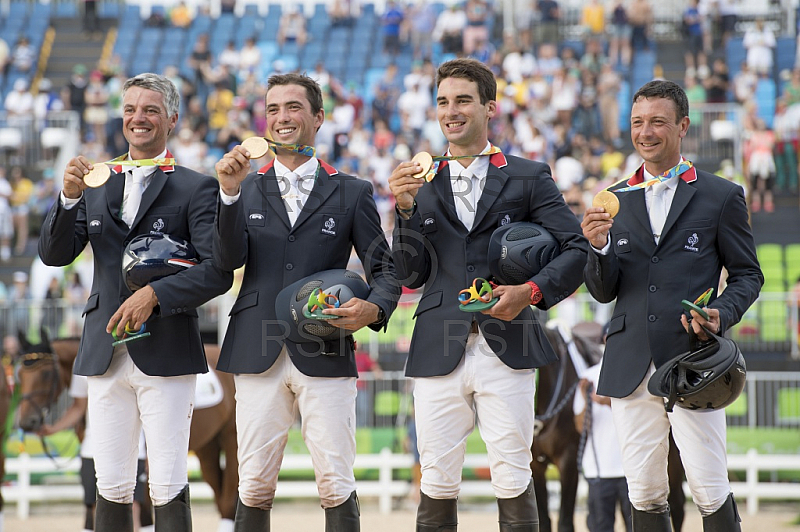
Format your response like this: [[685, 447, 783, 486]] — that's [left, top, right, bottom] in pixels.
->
[[94, 493, 133, 532], [324, 491, 360, 531], [497, 480, 539, 532], [154, 484, 192, 532], [631, 507, 671, 532], [233, 499, 271, 532], [702, 494, 741, 532], [416, 492, 458, 532]]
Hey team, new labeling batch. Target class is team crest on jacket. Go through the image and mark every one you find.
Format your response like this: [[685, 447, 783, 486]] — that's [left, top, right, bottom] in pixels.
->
[[152, 218, 165, 233], [500, 214, 511, 226], [321, 217, 337, 235], [684, 232, 700, 252]]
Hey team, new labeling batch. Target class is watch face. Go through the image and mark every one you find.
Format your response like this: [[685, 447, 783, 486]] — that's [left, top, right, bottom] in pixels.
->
[[531, 291, 543, 305]]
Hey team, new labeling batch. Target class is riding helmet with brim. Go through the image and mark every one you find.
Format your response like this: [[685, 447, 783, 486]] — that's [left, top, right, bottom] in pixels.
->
[[647, 326, 746, 412]]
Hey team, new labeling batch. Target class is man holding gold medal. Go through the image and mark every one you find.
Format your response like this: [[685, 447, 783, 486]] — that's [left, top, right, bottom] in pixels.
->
[[213, 72, 399, 531], [389, 58, 588, 531], [581, 80, 763, 530], [38, 73, 232, 531]]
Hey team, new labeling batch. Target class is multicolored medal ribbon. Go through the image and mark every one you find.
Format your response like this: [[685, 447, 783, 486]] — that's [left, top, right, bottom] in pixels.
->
[[303, 288, 342, 320], [591, 160, 694, 218], [681, 287, 713, 321], [411, 145, 503, 182], [83, 154, 176, 188], [111, 323, 151, 346], [457, 278, 498, 312], [241, 136, 316, 159]]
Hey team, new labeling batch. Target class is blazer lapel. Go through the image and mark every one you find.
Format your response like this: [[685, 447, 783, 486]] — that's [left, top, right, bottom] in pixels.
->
[[659, 179, 696, 243], [105, 169, 125, 224], [257, 169, 291, 229], [619, 188, 653, 243], [130, 168, 168, 230], [470, 165, 509, 233], [291, 167, 338, 232], [432, 165, 463, 228]]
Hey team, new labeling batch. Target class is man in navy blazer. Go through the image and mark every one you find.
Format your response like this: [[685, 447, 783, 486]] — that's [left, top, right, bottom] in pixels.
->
[[389, 58, 588, 531], [214, 73, 399, 531], [39, 73, 232, 531], [582, 80, 763, 531]]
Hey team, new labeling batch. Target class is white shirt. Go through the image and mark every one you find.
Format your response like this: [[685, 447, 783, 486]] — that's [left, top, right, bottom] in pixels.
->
[[573, 364, 626, 478], [448, 142, 491, 230]]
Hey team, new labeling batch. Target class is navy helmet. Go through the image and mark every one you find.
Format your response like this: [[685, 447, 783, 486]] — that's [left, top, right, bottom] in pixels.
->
[[122, 234, 199, 292], [488, 222, 561, 285], [275, 269, 370, 343]]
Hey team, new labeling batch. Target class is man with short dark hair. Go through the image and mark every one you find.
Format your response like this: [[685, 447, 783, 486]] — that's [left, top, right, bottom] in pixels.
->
[[389, 58, 588, 531], [214, 72, 399, 531], [581, 80, 763, 531]]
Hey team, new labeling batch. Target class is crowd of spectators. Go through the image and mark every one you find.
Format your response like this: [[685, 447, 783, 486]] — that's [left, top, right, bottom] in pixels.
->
[[3, 0, 800, 264]]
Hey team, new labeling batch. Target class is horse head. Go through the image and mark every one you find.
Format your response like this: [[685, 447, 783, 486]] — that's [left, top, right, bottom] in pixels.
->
[[15, 326, 65, 433]]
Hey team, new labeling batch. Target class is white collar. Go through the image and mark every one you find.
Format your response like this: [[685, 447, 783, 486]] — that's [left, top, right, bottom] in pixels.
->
[[274, 157, 319, 181], [448, 141, 492, 181], [122, 148, 167, 178], [643, 157, 684, 192]]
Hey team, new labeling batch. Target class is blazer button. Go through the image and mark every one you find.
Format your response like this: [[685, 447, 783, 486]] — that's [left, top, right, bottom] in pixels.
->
[[171, 309, 176, 314], [648, 315, 656, 322], [465, 236, 471, 244], [649, 285, 657, 292], [651, 256, 659, 263], [288, 235, 296, 242], [467, 265, 475, 272], [286, 263, 293, 270]]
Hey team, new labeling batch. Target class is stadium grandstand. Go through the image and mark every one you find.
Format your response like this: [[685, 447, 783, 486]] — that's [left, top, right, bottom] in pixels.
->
[[0, 0, 799, 432]]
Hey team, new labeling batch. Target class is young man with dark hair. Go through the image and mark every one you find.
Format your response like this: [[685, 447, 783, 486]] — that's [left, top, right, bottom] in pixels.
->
[[389, 58, 588, 531]]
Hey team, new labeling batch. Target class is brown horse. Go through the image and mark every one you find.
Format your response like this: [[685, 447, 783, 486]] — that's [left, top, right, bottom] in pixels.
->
[[534, 321, 686, 532], [14, 330, 238, 529]]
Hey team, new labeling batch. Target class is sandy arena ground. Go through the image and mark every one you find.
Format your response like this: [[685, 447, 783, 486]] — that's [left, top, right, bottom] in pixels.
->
[[3, 500, 798, 531]]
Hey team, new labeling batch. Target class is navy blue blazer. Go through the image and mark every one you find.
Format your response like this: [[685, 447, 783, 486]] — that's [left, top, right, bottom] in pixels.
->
[[213, 160, 400, 377], [392, 151, 589, 378], [39, 160, 233, 377], [584, 165, 764, 398]]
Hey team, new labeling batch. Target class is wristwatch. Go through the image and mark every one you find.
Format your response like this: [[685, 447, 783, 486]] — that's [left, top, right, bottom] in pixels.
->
[[374, 306, 386, 324], [525, 281, 543, 306]]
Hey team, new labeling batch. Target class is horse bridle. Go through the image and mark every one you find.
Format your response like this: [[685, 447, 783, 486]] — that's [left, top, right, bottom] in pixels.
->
[[15, 351, 63, 427]]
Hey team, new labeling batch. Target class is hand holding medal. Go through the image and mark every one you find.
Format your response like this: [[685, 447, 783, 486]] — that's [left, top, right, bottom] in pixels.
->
[[80, 155, 176, 188]]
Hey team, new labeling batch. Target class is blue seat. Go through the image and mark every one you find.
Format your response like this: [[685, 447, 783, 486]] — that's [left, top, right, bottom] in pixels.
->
[[618, 80, 631, 133]]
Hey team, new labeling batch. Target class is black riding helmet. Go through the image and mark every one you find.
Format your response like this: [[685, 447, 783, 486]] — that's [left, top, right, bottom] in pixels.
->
[[122, 233, 198, 292], [275, 269, 371, 343], [648, 326, 746, 412], [488, 221, 561, 285]]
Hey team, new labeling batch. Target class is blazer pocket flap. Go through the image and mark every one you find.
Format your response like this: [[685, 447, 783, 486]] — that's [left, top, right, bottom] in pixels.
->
[[413, 290, 443, 318], [229, 290, 259, 316], [676, 218, 712, 229], [149, 205, 182, 215], [606, 314, 625, 337], [82, 293, 100, 316]]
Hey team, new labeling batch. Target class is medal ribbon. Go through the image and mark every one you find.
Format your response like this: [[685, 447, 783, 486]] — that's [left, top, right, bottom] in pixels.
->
[[266, 139, 316, 157], [424, 145, 502, 182], [613, 160, 693, 193], [104, 153, 176, 167]]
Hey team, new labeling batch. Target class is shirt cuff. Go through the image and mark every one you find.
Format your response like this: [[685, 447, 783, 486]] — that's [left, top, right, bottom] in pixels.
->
[[594, 239, 612, 255], [220, 187, 241, 205], [61, 191, 82, 209]]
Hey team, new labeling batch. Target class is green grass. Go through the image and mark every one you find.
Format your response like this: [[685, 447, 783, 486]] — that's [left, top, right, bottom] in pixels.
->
[[727, 427, 800, 455]]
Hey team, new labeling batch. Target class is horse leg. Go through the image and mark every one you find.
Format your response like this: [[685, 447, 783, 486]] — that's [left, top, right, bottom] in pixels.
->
[[555, 451, 578, 532], [194, 438, 224, 519], [667, 432, 686, 532], [531, 459, 552, 532]]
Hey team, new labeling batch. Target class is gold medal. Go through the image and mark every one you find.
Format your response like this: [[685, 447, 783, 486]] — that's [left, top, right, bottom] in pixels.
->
[[242, 137, 270, 159], [411, 152, 433, 179], [592, 190, 620, 218], [84, 164, 111, 188]]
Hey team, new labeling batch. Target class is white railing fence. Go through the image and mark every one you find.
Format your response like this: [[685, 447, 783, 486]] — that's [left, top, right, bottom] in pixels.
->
[[4, 449, 800, 520]]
